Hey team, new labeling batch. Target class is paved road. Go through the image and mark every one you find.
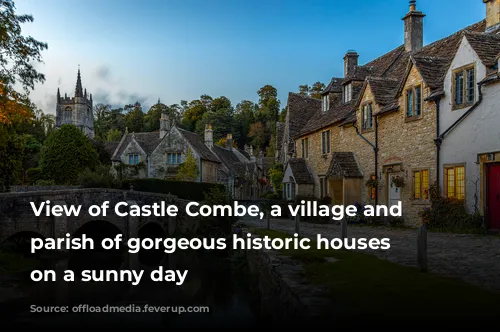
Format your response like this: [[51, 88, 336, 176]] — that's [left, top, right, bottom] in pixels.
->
[[240, 216, 500, 292]]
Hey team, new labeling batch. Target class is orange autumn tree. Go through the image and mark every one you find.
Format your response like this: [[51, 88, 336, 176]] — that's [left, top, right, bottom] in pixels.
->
[[0, 0, 48, 191]]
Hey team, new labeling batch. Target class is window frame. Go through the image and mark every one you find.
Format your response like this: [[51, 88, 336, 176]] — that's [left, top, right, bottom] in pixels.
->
[[343, 83, 352, 103], [444, 164, 466, 200], [405, 84, 423, 120], [322, 94, 330, 112], [452, 64, 476, 110], [412, 169, 430, 200], [128, 154, 139, 165], [167, 152, 182, 165], [321, 130, 331, 155], [361, 102, 373, 132]]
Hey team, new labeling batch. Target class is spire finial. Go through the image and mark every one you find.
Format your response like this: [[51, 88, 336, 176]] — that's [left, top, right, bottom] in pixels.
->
[[410, 0, 416, 11], [75, 66, 83, 97]]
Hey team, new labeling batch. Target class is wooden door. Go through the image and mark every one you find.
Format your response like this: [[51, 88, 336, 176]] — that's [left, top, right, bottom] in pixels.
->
[[487, 164, 500, 229]]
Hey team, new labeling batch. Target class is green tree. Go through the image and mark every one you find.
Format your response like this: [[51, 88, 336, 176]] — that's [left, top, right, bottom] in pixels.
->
[[0, 126, 25, 191], [176, 149, 199, 182], [124, 102, 144, 133], [39, 124, 99, 184], [310, 81, 326, 99], [268, 163, 284, 194], [106, 128, 122, 142], [298, 84, 310, 95]]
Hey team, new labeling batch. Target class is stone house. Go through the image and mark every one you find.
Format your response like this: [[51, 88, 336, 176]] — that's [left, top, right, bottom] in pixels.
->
[[437, 5, 500, 230], [278, 1, 499, 226], [110, 113, 264, 199]]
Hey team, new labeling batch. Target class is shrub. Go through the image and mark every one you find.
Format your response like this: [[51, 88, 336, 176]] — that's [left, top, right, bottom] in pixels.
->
[[26, 167, 42, 185], [35, 179, 55, 186], [121, 178, 226, 201], [77, 164, 120, 189]]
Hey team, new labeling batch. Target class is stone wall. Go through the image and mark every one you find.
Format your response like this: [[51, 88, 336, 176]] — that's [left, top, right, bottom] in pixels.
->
[[245, 241, 336, 323]]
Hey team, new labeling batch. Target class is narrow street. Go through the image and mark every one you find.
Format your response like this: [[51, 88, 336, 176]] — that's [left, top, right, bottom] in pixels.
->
[[240, 216, 500, 291]]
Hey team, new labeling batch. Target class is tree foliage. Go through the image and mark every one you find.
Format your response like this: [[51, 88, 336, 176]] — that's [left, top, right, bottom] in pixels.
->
[[176, 148, 199, 182], [268, 163, 284, 193], [39, 125, 99, 184]]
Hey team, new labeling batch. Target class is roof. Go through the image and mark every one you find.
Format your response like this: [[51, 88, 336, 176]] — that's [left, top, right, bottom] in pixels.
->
[[177, 128, 220, 163], [326, 152, 363, 178], [322, 77, 343, 95], [113, 132, 162, 160], [464, 31, 500, 68], [104, 141, 119, 157], [291, 20, 488, 137], [212, 145, 246, 177], [287, 158, 314, 184], [286, 92, 321, 139]]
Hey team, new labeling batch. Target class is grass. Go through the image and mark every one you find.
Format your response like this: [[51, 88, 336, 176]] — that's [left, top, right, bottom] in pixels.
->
[[251, 228, 500, 327], [0, 252, 40, 275]]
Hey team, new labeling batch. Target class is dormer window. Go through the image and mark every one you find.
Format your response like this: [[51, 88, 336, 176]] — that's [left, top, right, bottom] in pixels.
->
[[343, 84, 352, 103], [362, 103, 373, 131], [322, 95, 330, 112], [452, 65, 475, 110]]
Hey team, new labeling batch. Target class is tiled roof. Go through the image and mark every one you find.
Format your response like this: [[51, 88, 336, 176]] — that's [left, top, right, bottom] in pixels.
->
[[291, 20, 488, 136], [212, 145, 246, 177], [288, 158, 314, 184], [322, 77, 343, 95], [177, 128, 220, 163], [114, 132, 162, 159], [286, 92, 321, 139], [464, 31, 500, 67], [104, 141, 120, 158], [327, 152, 363, 178]]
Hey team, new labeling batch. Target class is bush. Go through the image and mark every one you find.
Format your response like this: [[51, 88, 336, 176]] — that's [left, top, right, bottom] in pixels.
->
[[26, 167, 42, 185], [77, 164, 120, 189], [121, 178, 226, 201], [428, 182, 485, 232], [35, 179, 55, 186]]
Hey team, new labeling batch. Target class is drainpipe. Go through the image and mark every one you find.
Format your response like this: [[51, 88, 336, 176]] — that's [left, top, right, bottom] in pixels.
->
[[434, 82, 485, 190], [353, 122, 379, 205], [433, 97, 441, 188]]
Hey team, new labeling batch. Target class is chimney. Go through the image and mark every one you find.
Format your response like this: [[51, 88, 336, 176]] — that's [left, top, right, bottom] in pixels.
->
[[159, 112, 170, 139], [344, 50, 359, 77], [402, 0, 425, 53], [225, 133, 233, 150], [484, 0, 500, 31], [204, 123, 213, 147]]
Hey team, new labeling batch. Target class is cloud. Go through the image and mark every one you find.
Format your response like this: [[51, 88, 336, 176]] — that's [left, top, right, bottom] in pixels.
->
[[39, 93, 57, 115], [92, 87, 152, 110], [93, 65, 111, 82], [57, 77, 62, 85]]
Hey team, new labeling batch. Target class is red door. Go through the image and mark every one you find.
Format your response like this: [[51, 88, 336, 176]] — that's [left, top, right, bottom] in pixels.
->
[[487, 164, 500, 229]]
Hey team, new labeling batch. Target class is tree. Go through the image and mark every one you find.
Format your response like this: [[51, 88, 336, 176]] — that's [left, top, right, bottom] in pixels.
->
[[39, 124, 99, 185], [298, 85, 310, 95], [215, 137, 237, 149], [0, 0, 48, 92], [124, 102, 144, 133], [310, 82, 326, 99], [176, 149, 199, 182], [268, 163, 284, 194], [248, 122, 267, 150]]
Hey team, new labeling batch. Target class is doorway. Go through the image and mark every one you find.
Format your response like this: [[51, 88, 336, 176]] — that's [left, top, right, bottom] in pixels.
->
[[388, 174, 401, 206], [487, 163, 500, 229]]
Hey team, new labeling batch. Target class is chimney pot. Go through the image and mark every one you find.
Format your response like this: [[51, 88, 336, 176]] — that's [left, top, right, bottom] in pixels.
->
[[204, 123, 214, 147], [402, 1, 425, 53]]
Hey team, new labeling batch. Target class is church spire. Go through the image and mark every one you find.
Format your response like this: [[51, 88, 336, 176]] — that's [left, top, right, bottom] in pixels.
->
[[75, 66, 83, 97], [57, 87, 60, 102]]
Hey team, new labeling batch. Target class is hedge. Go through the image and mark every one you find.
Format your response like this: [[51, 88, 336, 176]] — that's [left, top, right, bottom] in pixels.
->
[[121, 178, 226, 201]]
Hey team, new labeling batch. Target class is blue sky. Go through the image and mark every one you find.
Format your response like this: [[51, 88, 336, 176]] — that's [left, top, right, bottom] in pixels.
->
[[16, 0, 486, 113]]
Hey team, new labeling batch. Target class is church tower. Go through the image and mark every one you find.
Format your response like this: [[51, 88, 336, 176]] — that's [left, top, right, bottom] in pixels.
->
[[55, 67, 95, 138]]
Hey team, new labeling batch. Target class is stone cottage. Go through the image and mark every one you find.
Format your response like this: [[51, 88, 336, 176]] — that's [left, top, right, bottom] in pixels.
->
[[277, 0, 500, 226], [110, 112, 265, 199]]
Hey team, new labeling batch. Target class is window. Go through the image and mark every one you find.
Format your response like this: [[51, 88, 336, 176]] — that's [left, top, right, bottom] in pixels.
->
[[453, 65, 475, 109], [362, 103, 373, 130], [305, 138, 309, 159], [322, 95, 330, 112], [128, 154, 139, 165], [63, 107, 72, 123], [444, 165, 465, 200], [413, 169, 429, 200], [406, 85, 422, 118], [343, 84, 352, 103], [167, 153, 182, 164], [321, 130, 331, 154]]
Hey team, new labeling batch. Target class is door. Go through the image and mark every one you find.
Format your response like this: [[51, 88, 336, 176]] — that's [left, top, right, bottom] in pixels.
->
[[487, 164, 500, 229], [388, 174, 401, 206]]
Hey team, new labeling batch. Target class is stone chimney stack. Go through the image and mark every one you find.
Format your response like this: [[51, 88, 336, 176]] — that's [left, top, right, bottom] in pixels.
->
[[402, 0, 425, 53], [159, 112, 170, 139], [484, 0, 500, 31], [225, 133, 233, 150], [343, 50, 359, 77], [204, 124, 213, 147]]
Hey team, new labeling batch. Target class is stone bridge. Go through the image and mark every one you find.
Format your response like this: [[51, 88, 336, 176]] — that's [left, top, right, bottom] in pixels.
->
[[0, 188, 194, 244]]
